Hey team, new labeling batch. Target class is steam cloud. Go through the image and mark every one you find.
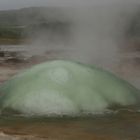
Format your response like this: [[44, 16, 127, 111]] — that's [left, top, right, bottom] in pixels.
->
[[23, 1, 140, 69]]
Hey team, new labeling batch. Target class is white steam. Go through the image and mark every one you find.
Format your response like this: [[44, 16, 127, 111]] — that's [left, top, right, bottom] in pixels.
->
[[24, 2, 140, 69]]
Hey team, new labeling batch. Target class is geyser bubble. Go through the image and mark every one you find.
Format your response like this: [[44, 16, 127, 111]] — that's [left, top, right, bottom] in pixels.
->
[[0, 60, 139, 117], [49, 67, 70, 84]]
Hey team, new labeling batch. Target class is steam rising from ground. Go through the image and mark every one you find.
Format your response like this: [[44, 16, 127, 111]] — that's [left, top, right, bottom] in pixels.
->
[[26, 2, 140, 68]]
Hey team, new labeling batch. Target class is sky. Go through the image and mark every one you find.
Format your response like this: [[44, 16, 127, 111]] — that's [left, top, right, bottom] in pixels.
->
[[0, 0, 140, 10]]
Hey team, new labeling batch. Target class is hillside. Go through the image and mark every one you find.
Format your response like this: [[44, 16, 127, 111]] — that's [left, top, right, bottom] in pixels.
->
[[0, 6, 139, 46], [0, 7, 71, 42]]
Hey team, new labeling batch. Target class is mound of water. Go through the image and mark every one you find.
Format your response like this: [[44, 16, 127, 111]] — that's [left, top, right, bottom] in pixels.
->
[[0, 60, 139, 116]]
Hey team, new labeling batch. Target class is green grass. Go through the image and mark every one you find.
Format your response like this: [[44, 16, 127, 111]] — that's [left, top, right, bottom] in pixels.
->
[[0, 26, 23, 39]]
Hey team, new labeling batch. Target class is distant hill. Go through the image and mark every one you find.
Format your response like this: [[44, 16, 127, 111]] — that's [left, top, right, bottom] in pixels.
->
[[0, 6, 140, 46], [0, 7, 72, 40], [0, 7, 71, 26]]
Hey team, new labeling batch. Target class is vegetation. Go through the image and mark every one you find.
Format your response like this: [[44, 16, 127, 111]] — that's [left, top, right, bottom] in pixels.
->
[[0, 6, 139, 44], [0, 7, 71, 44]]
